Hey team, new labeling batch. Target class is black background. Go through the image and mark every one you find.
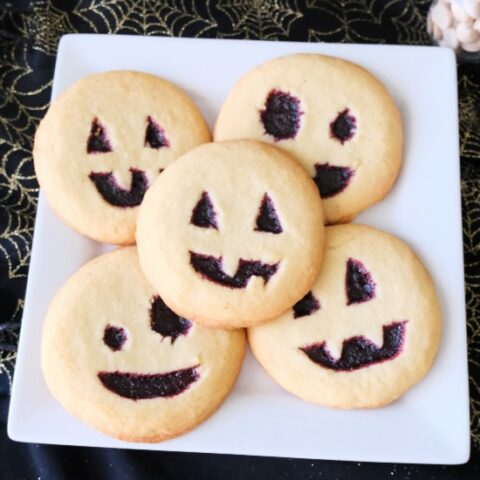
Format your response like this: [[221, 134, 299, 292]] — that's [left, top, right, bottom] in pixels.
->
[[1, 1, 479, 479]]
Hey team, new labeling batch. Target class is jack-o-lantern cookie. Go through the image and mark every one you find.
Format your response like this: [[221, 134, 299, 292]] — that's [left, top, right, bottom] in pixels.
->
[[248, 224, 441, 408], [41, 247, 245, 442], [214, 54, 403, 224], [34, 70, 211, 244], [136, 140, 325, 329]]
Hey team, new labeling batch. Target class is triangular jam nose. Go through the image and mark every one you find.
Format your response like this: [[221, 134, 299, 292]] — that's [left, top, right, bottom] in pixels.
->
[[346, 258, 376, 305], [313, 163, 354, 199], [293, 291, 321, 318], [145, 116, 169, 149], [255, 194, 283, 234], [191, 192, 218, 229], [87, 118, 112, 153]]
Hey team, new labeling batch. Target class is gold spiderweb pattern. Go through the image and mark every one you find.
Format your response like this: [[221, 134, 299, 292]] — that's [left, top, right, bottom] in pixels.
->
[[216, 0, 303, 39], [305, 0, 432, 44], [0, 0, 479, 454], [458, 51, 480, 450], [459, 74, 480, 162]]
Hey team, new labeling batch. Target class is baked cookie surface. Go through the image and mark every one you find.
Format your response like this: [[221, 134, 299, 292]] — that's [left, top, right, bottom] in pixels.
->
[[248, 224, 441, 408], [34, 70, 211, 244], [214, 54, 403, 224], [41, 247, 245, 442], [136, 140, 325, 329]]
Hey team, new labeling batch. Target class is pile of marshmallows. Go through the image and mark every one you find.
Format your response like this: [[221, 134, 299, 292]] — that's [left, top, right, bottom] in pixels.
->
[[427, 0, 480, 54]]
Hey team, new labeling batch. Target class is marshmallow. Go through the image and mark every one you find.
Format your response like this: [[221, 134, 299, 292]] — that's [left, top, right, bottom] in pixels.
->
[[427, 12, 433, 33], [464, 0, 480, 19], [433, 23, 444, 40], [432, 3, 454, 29], [456, 21, 480, 41], [443, 27, 461, 48], [461, 36, 480, 51], [451, 2, 472, 22], [429, 0, 480, 55]]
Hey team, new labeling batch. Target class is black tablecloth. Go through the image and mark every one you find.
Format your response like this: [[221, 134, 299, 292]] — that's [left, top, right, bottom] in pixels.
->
[[1, 1, 479, 479]]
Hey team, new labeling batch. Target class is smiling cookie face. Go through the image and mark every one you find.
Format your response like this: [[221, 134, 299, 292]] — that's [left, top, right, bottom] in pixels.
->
[[41, 248, 245, 442], [34, 71, 211, 244], [248, 225, 441, 408], [214, 54, 403, 224], [136, 140, 325, 329]]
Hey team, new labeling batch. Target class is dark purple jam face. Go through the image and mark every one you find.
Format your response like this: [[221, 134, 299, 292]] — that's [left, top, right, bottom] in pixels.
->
[[293, 291, 321, 319], [89, 168, 148, 207], [87, 118, 112, 153], [260, 89, 303, 141], [103, 325, 127, 351], [189, 251, 278, 289], [346, 258, 376, 305], [191, 192, 218, 229], [145, 116, 169, 149], [98, 366, 200, 400], [300, 321, 407, 371], [313, 163, 354, 199], [255, 194, 283, 234], [150, 295, 192, 344], [330, 109, 357, 144]]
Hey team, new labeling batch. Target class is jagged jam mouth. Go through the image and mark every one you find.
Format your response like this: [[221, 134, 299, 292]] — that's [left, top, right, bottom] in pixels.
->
[[300, 321, 407, 371], [189, 251, 279, 289], [98, 366, 200, 400]]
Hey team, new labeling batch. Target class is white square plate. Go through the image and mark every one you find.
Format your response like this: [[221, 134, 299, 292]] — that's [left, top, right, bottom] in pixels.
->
[[8, 34, 470, 464]]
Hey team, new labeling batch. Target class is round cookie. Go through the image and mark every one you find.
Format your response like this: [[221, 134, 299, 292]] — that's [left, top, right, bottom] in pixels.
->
[[34, 70, 211, 244], [136, 140, 325, 329], [248, 224, 441, 408], [214, 54, 403, 224], [41, 247, 245, 442]]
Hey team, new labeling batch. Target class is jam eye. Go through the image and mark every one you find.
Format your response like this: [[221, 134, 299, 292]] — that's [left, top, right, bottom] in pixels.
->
[[346, 258, 376, 305], [150, 296, 192, 344], [293, 291, 320, 318], [191, 192, 218, 229], [260, 89, 303, 141], [87, 118, 112, 153], [330, 109, 357, 144], [145, 116, 169, 149], [255, 194, 283, 234], [103, 325, 127, 351]]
